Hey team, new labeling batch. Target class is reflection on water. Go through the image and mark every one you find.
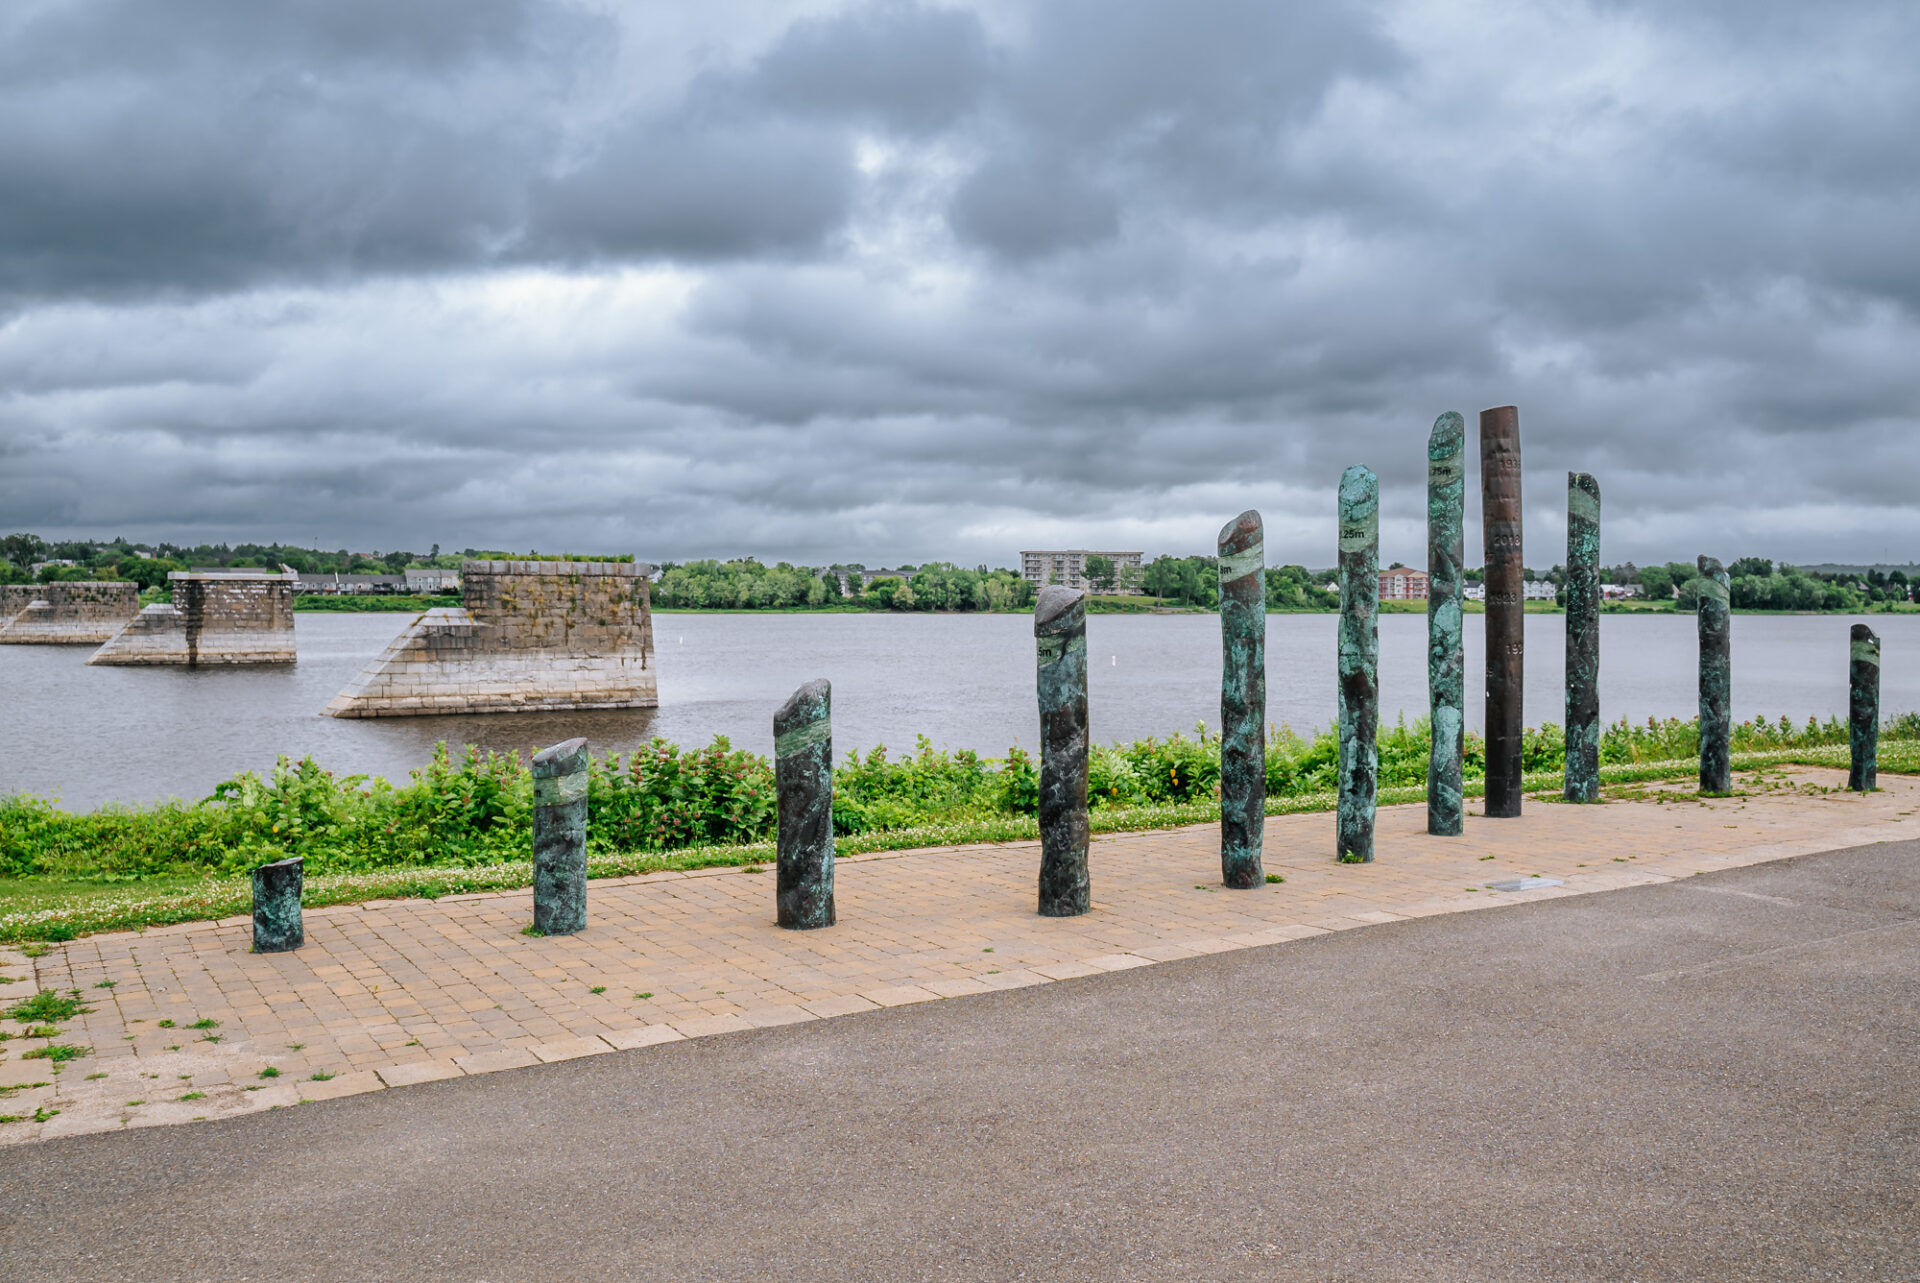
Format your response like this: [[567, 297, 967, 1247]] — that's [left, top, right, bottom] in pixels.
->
[[2, 610, 1913, 809]]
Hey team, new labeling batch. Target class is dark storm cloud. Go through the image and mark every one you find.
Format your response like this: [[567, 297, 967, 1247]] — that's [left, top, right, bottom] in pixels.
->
[[0, 0, 1917, 570]]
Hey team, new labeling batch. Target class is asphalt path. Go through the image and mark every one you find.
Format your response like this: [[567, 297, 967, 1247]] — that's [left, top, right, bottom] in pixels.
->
[[5, 840, 1918, 1282]]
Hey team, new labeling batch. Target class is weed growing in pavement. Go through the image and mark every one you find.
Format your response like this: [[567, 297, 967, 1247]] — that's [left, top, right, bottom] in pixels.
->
[[21, 1043, 87, 1062], [24, 1025, 59, 1037], [1265, 873, 1284, 883], [7, 989, 90, 1022], [94, 979, 115, 988], [156, 1019, 174, 1028], [259, 1067, 280, 1078], [634, 992, 652, 1000], [189, 1018, 219, 1030], [309, 1072, 334, 1082], [85, 1071, 106, 1080], [178, 1092, 204, 1101], [589, 986, 606, 994]]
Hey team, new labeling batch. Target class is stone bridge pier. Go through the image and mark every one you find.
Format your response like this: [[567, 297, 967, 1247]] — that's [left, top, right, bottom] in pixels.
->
[[325, 559, 657, 717]]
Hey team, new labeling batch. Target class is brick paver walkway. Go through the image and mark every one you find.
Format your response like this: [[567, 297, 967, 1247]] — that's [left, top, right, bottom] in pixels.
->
[[5, 766, 1916, 1145]]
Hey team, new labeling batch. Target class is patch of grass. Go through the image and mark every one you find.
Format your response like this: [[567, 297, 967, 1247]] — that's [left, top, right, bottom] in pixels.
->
[[22, 1043, 88, 1062], [189, 1018, 219, 1030], [125, 1100, 144, 1107], [7, 989, 91, 1022], [1265, 873, 1284, 884], [634, 992, 652, 1000], [24, 1024, 60, 1038], [178, 1091, 204, 1101], [156, 1019, 175, 1028], [85, 1071, 107, 1080], [520, 925, 546, 938], [259, 1067, 280, 1078], [93, 979, 116, 988], [309, 1071, 334, 1082], [589, 986, 606, 995]]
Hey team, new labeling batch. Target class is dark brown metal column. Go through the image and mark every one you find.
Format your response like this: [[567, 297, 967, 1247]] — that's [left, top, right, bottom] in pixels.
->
[[1480, 406, 1524, 817]]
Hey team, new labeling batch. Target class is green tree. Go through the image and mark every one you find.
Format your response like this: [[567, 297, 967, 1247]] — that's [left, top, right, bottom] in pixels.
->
[[1083, 555, 1116, 592], [1729, 556, 1773, 579], [1637, 566, 1676, 600]]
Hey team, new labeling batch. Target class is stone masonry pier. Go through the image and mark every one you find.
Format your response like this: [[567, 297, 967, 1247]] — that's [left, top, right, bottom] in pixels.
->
[[88, 570, 297, 666], [324, 559, 655, 717], [0, 582, 139, 643]]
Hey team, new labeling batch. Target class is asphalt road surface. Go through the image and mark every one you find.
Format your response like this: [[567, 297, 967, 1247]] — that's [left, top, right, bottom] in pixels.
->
[[5, 841, 1917, 1282]]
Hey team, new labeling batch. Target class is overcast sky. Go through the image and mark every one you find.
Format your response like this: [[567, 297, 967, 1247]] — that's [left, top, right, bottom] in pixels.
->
[[1, 0, 1915, 571]]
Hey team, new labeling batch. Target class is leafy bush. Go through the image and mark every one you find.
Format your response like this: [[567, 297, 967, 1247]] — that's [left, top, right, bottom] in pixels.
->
[[0, 712, 1907, 887]]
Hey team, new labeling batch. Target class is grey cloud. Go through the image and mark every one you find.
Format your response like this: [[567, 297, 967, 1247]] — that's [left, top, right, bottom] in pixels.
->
[[747, 1, 993, 134], [1, 0, 1918, 574]]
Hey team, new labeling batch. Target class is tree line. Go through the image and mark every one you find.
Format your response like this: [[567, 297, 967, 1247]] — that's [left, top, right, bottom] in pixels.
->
[[651, 560, 1037, 612]]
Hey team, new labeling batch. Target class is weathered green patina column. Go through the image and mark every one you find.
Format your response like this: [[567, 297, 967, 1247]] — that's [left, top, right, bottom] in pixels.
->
[[251, 856, 303, 953], [1427, 412, 1466, 836], [1849, 624, 1880, 792], [1035, 585, 1090, 915], [531, 736, 589, 935], [1564, 472, 1602, 802], [1217, 510, 1266, 888], [775, 678, 836, 928], [1480, 406, 1525, 817], [1696, 557, 1732, 795], [1338, 465, 1379, 863]]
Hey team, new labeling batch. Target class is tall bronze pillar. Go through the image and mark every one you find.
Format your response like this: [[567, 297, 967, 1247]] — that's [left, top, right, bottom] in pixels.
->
[[1564, 473, 1602, 802], [1479, 406, 1524, 817], [1216, 510, 1266, 887]]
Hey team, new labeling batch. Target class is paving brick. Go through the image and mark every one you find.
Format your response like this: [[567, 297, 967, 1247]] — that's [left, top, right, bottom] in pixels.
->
[[11, 765, 1916, 1147], [375, 1060, 466, 1088]]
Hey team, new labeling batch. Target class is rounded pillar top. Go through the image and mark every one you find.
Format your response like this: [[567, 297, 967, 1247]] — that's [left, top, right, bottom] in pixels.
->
[[1338, 464, 1378, 514], [532, 736, 589, 777], [1217, 509, 1263, 557], [1851, 623, 1881, 647], [774, 678, 832, 737], [1034, 585, 1086, 636], [1428, 411, 1465, 458], [1696, 555, 1728, 584]]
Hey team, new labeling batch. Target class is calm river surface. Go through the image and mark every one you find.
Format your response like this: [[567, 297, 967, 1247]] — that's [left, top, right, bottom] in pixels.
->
[[4, 611, 1913, 809]]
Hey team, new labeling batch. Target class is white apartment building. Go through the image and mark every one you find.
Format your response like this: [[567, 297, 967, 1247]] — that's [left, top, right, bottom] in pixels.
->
[[1020, 549, 1145, 594]]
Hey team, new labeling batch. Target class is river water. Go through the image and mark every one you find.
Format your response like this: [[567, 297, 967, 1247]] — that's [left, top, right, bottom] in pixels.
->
[[3, 611, 1911, 809]]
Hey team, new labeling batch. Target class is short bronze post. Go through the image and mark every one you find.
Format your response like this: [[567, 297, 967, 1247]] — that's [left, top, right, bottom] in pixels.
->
[[1035, 586, 1090, 916], [1696, 558, 1731, 795], [1849, 625, 1880, 792], [1480, 406, 1524, 817], [1217, 510, 1266, 888], [1564, 472, 1602, 802], [251, 856, 304, 953], [775, 678, 836, 928], [531, 737, 589, 935]]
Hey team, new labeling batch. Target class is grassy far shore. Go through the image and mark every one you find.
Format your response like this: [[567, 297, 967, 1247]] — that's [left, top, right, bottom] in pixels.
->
[[1, 714, 1909, 944]]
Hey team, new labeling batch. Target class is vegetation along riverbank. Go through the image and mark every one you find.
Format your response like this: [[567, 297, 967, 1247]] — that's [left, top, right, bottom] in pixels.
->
[[2, 713, 1912, 943]]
